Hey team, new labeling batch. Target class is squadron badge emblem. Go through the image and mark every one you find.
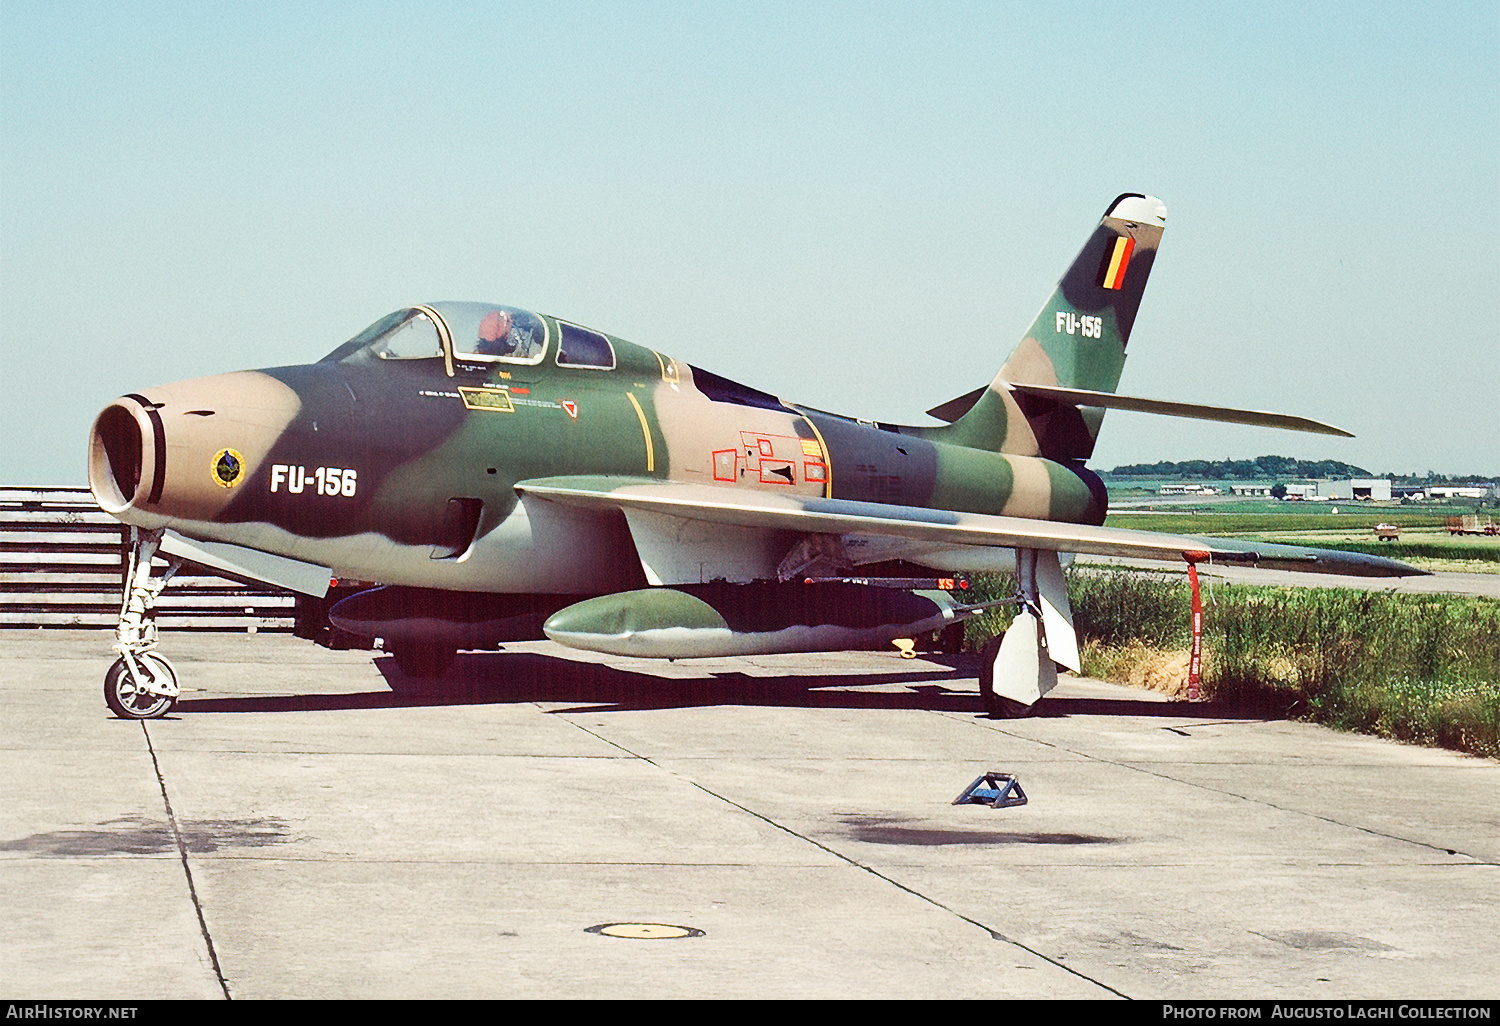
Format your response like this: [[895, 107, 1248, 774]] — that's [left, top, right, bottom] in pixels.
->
[[212, 448, 245, 488]]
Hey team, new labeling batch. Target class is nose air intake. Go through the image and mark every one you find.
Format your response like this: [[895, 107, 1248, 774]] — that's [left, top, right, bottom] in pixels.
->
[[87, 369, 307, 527], [89, 396, 162, 513]]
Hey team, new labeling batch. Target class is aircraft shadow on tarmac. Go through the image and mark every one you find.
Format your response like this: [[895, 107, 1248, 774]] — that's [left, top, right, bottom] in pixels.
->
[[174, 649, 1262, 721]]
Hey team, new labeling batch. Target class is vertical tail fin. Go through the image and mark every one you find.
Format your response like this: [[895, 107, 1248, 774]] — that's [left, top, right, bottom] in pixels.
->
[[932, 194, 1167, 460]]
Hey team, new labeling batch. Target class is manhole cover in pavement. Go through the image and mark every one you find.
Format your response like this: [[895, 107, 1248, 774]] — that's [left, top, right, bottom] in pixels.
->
[[586, 923, 703, 940]]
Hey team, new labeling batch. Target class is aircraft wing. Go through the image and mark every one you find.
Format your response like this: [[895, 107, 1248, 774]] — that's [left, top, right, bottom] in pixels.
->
[[515, 476, 1424, 578]]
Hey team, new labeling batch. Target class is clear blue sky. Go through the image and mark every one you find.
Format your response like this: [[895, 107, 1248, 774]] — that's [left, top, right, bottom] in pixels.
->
[[3, 1, 1496, 484]]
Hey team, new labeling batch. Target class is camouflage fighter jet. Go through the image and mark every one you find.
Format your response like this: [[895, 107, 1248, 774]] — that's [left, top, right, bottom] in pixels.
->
[[87, 193, 1420, 720]]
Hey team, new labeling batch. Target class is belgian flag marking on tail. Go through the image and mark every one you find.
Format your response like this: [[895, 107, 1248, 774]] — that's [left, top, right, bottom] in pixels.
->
[[1100, 235, 1135, 290]]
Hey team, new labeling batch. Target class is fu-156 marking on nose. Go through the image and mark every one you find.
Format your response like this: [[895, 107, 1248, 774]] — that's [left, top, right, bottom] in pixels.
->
[[269, 464, 358, 497]]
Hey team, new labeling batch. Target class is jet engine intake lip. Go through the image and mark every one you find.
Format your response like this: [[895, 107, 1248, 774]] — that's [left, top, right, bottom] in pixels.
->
[[89, 397, 162, 513]]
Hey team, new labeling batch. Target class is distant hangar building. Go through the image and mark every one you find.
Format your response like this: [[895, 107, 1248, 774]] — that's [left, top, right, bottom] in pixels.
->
[[1428, 485, 1493, 500], [1318, 479, 1392, 501]]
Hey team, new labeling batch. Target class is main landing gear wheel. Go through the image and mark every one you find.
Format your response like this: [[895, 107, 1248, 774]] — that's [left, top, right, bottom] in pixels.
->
[[977, 634, 1038, 719], [104, 653, 179, 720]]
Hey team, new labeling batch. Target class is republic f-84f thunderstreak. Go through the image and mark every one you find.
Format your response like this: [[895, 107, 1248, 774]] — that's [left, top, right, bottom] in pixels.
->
[[88, 194, 1420, 720]]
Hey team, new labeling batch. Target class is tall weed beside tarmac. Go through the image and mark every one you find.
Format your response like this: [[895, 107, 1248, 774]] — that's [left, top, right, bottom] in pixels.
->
[[965, 571, 1500, 760]]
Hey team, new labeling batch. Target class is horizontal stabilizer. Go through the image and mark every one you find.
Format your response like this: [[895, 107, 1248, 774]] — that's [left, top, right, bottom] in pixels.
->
[[1007, 383, 1354, 437], [516, 476, 1424, 578], [926, 384, 1352, 436]]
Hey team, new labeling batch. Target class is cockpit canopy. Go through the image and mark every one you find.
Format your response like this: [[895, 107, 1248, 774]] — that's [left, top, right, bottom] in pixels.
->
[[322, 302, 551, 366], [321, 302, 617, 373]]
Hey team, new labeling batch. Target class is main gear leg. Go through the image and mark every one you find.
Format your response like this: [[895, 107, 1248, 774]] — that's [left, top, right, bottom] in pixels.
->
[[978, 548, 1061, 718]]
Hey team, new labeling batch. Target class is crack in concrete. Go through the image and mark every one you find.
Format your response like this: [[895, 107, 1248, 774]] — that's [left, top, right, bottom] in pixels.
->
[[557, 713, 1131, 999], [966, 715, 1494, 864], [142, 721, 232, 1001]]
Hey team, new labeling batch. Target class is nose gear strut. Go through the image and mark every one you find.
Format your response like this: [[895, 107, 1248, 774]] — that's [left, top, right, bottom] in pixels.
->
[[104, 527, 184, 719]]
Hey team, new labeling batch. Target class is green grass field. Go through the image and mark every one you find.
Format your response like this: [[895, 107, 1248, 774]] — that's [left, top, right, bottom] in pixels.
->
[[1104, 509, 1500, 571], [964, 570, 1500, 760]]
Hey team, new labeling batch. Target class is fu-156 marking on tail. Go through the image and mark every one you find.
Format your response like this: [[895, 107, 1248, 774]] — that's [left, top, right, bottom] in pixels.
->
[[88, 193, 1421, 720]]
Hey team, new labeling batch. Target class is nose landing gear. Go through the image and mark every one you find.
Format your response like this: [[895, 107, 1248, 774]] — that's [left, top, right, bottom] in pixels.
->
[[104, 651, 179, 719], [105, 527, 183, 719]]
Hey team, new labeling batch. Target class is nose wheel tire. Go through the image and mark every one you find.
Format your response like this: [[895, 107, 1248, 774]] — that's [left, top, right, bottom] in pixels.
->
[[104, 654, 178, 719]]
